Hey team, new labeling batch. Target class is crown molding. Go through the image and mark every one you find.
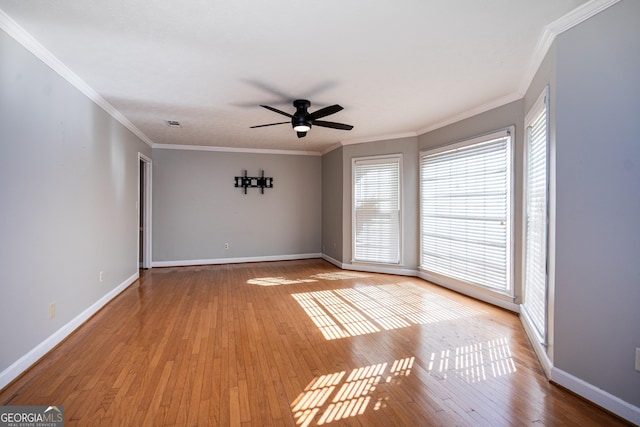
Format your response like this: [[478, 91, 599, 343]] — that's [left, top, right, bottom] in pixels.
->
[[319, 131, 418, 156], [547, 0, 620, 36], [340, 131, 417, 146], [152, 143, 321, 156], [0, 10, 156, 147], [518, 0, 621, 95], [417, 92, 522, 136]]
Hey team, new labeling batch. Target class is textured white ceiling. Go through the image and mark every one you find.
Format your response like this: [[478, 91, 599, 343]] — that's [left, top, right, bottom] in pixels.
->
[[0, 0, 588, 153]]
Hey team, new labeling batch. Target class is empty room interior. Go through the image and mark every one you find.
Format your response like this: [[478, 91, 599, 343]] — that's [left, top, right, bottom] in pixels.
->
[[1, 0, 639, 425]]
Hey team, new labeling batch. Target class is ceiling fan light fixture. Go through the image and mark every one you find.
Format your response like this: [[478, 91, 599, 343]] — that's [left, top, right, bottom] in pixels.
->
[[292, 114, 311, 133], [293, 124, 311, 132]]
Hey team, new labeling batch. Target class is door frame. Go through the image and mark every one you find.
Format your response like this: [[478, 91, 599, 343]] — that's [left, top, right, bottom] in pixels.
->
[[138, 153, 152, 269]]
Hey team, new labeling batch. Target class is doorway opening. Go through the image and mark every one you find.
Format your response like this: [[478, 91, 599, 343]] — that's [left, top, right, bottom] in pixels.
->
[[139, 153, 152, 269]]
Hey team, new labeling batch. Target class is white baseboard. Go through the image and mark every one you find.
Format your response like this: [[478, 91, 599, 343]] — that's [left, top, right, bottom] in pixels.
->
[[519, 307, 553, 378], [0, 272, 139, 391], [321, 254, 343, 268], [342, 262, 418, 277], [418, 271, 520, 313], [520, 306, 640, 425], [152, 253, 322, 268], [320, 254, 419, 277], [551, 367, 640, 425]]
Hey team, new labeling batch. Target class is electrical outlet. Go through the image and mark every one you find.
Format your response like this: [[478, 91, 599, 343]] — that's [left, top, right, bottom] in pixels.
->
[[99, 271, 104, 282], [224, 242, 229, 250], [635, 348, 640, 372], [49, 303, 56, 319]]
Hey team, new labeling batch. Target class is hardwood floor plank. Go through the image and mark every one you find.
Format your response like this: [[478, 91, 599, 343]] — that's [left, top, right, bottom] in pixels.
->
[[0, 259, 630, 426], [142, 360, 174, 425]]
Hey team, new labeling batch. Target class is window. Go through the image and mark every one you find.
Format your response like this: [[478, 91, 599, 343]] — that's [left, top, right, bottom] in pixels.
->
[[420, 129, 512, 293], [352, 155, 402, 264], [522, 88, 549, 341]]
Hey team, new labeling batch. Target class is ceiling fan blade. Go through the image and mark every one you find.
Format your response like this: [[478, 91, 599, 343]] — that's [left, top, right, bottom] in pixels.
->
[[312, 120, 353, 131], [261, 105, 293, 118], [307, 104, 343, 120], [250, 121, 289, 128], [297, 131, 307, 138]]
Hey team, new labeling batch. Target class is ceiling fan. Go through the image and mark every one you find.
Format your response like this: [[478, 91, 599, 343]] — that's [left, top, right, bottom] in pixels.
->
[[250, 99, 353, 138]]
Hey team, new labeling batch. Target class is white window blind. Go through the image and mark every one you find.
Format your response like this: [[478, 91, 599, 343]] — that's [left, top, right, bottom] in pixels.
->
[[353, 156, 401, 264], [420, 131, 512, 292], [523, 91, 549, 340]]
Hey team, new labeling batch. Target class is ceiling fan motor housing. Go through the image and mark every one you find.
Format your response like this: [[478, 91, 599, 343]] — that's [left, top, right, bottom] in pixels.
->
[[293, 99, 311, 110], [292, 99, 312, 129]]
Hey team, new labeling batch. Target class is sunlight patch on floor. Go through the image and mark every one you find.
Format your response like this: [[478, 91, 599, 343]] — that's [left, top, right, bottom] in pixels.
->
[[426, 337, 516, 383], [292, 290, 379, 339], [248, 271, 370, 287], [247, 277, 318, 286], [291, 282, 483, 340], [291, 357, 414, 426], [311, 272, 371, 281]]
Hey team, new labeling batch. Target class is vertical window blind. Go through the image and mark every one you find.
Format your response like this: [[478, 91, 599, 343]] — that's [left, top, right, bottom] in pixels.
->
[[353, 156, 401, 264], [420, 131, 512, 292], [523, 92, 549, 341]]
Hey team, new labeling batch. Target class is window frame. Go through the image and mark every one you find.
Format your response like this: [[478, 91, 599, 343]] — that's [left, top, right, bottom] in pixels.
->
[[522, 86, 551, 343], [351, 154, 403, 266], [419, 127, 515, 297]]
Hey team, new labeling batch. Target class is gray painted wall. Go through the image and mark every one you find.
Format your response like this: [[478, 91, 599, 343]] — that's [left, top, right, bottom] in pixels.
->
[[553, 0, 640, 406], [321, 146, 343, 261], [152, 149, 321, 262], [340, 136, 419, 270], [0, 29, 151, 373]]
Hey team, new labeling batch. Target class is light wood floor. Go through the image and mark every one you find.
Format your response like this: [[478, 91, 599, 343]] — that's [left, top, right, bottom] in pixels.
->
[[0, 259, 627, 426]]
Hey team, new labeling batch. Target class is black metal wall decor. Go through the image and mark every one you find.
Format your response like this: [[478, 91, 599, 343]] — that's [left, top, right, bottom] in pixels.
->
[[234, 170, 273, 194]]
